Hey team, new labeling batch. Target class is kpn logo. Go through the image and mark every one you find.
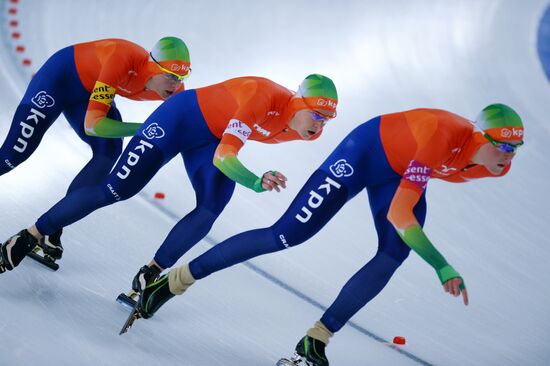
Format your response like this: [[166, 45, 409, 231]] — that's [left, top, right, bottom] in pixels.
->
[[316, 98, 337, 109], [500, 128, 523, 139]]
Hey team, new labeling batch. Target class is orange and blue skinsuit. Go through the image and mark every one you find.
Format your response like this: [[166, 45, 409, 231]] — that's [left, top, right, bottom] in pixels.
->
[[0, 38, 184, 192], [34, 77, 329, 269], [197, 77, 322, 191], [178, 108, 510, 334]]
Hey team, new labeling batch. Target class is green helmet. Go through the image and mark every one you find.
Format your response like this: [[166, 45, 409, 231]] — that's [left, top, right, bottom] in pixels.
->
[[296, 74, 338, 118], [150, 36, 191, 77], [475, 103, 524, 142]]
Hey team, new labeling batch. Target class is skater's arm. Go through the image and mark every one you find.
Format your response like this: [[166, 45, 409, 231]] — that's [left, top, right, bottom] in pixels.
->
[[386, 160, 464, 288], [87, 116, 142, 138], [83, 81, 141, 138], [213, 132, 286, 193], [213, 85, 287, 192], [387, 185, 468, 305]]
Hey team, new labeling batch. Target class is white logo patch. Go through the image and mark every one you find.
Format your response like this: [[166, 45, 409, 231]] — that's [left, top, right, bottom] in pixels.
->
[[253, 123, 271, 137], [223, 119, 252, 143], [142, 123, 165, 140], [31, 91, 55, 108], [500, 127, 523, 139], [4, 159, 15, 169], [329, 159, 354, 178]]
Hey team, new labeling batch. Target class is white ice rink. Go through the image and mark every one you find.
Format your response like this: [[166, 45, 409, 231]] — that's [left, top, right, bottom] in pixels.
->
[[1, 1, 549, 365]]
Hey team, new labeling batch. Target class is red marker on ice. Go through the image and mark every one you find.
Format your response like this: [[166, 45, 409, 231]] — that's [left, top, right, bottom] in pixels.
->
[[393, 336, 406, 345]]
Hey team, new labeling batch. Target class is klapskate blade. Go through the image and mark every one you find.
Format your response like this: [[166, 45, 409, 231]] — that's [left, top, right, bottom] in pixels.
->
[[119, 304, 141, 335], [116, 292, 138, 309], [26, 249, 59, 271]]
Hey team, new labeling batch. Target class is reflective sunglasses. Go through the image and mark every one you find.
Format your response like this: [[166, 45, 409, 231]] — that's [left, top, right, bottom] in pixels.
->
[[309, 111, 329, 124], [484, 133, 524, 153], [150, 52, 190, 81]]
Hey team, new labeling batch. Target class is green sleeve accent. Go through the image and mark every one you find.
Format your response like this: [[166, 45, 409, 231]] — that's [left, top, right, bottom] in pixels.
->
[[399, 225, 462, 285], [86, 117, 142, 138], [213, 155, 266, 192]]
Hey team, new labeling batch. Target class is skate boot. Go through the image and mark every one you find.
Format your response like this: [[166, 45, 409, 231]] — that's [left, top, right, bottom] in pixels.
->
[[41, 228, 63, 260], [138, 274, 175, 319], [117, 264, 162, 308], [0, 229, 39, 273], [132, 264, 162, 293], [278, 336, 329, 366]]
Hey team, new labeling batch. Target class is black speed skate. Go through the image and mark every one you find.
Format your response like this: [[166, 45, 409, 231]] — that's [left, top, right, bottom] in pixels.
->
[[41, 229, 64, 260], [139, 274, 174, 319], [24, 229, 63, 271], [277, 336, 329, 366], [0, 230, 39, 273], [119, 274, 175, 335], [117, 264, 162, 308]]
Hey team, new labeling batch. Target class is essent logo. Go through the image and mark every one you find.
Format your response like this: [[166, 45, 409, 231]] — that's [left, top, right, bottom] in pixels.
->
[[224, 119, 252, 143], [90, 82, 115, 106], [403, 160, 432, 189]]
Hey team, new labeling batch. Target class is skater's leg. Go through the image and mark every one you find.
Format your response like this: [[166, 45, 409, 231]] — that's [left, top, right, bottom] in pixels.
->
[[186, 122, 379, 280], [137, 168, 356, 318], [34, 136, 167, 236], [35, 103, 124, 259], [32, 94, 189, 239], [3, 136, 165, 271], [0, 46, 83, 176], [319, 181, 427, 333], [63, 101, 123, 193], [152, 143, 236, 269], [187, 169, 352, 279]]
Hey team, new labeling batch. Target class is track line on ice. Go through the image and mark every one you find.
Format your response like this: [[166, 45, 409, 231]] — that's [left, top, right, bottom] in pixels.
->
[[137, 191, 435, 366]]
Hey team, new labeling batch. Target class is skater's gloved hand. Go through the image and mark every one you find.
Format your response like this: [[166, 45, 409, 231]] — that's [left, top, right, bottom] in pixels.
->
[[260, 171, 287, 192], [443, 277, 469, 306], [437, 264, 468, 305]]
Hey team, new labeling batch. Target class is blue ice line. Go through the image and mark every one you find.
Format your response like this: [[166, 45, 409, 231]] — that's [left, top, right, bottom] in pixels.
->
[[137, 192, 434, 366]]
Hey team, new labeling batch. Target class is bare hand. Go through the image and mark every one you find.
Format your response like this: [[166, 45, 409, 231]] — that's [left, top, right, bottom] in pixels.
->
[[443, 277, 469, 306], [261, 171, 287, 192]]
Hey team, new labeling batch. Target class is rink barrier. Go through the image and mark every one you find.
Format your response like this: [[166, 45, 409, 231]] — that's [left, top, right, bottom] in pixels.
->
[[1, 0, 33, 81], [538, 3, 550, 83]]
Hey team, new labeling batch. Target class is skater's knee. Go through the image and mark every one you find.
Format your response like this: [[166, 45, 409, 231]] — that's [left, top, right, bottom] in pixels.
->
[[380, 243, 411, 265], [0, 154, 19, 175], [0, 144, 27, 173], [196, 185, 234, 217], [374, 250, 406, 273], [102, 181, 133, 203], [192, 205, 220, 228], [270, 223, 309, 249], [91, 140, 123, 161]]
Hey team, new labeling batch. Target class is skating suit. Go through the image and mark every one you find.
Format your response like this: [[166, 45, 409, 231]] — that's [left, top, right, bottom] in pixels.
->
[[34, 77, 320, 268], [184, 109, 510, 332], [0, 39, 180, 194]]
